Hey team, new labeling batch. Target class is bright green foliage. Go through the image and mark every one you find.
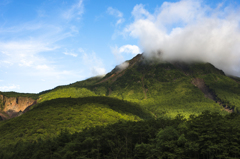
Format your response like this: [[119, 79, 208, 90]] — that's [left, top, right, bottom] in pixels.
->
[[38, 87, 96, 103], [0, 96, 152, 146], [41, 60, 230, 120]]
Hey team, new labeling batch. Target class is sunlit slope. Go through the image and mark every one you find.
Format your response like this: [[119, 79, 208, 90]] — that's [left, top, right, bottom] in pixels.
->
[[61, 55, 233, 118], [0, 96, 152, 146], [104, 61, 229, 118], [37, 87, 97, 103], [34, 54, 239, 118]]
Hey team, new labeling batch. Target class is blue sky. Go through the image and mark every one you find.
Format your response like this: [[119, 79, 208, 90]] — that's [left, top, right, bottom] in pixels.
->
[[0, 0, 240, 93]]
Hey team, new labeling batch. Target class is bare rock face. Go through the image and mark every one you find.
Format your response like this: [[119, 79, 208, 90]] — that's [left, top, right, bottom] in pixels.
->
[[192, 78, 216, 100], [3, 97, 36, 112], [0, 96, 36, 120]]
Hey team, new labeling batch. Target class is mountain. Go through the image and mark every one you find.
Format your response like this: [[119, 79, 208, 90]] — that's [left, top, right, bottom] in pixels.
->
[[44, 53, 239, 118], [1, 53, 240, 146]]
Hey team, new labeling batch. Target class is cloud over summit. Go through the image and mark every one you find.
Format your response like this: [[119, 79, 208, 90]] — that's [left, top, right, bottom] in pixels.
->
[[124, 0, 240, 76]]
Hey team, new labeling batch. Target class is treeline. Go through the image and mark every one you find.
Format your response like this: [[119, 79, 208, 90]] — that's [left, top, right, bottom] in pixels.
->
[[0, 91, 39, 100], [0, 110, 240, 159]]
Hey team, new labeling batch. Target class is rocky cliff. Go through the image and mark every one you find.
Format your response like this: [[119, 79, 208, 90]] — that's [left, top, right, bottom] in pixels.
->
[[0, 95, 36, 120]]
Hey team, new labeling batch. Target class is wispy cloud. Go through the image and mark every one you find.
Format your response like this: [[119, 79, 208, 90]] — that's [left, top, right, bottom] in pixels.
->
[[0, 41, 56, 68], [107, 7, 125, 25], [63, 0, 84, 20], [63, 51, 78, 57], [81, 50, 106, 76], [0, 84, 20, 91]]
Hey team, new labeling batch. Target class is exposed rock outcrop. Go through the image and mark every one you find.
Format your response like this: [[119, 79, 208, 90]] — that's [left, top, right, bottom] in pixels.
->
[[192, 78, 234, 113], [192, 78, 216, 100], [0, 96, 36, 120]]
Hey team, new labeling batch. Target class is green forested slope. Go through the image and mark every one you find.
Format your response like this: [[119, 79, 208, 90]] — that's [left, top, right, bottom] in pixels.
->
[[49, 57, 231, 118], [0, 96, 152, 146], [1, 111, 240, 159]]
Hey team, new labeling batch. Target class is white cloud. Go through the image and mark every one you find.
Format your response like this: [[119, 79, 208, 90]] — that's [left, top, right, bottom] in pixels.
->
[[36, 65, 50, 70], [119, 45, 141, 55], [63, 0, 84, 20], [111, 45, 141, 63], [107, 7, 125, 25], [63, 51, 78, 57], [117, 61, 129, 71], [82, 52, 106, 76], [0, 84, 20, 91], [124, 0, 240, 76]]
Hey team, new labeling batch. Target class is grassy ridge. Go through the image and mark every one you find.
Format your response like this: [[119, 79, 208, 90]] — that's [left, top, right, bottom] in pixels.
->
[[0, 96, 152, 146], [37, 87, 97, 103]]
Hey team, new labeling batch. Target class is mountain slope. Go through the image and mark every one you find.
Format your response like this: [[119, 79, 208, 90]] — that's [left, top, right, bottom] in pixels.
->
[[0, 96, 152, 146], [53, 53, 235, 118]]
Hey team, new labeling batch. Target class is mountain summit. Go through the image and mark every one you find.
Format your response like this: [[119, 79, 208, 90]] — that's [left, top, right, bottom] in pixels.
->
[[65, 53, 239, 118]]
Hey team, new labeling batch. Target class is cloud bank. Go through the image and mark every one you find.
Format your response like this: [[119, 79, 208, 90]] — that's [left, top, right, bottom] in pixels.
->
[[124, 0, 240, 76]]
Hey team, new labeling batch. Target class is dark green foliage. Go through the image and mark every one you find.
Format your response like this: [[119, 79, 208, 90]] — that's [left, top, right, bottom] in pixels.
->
[[1, 111, 240, 159], [0, 91, 39, 100]]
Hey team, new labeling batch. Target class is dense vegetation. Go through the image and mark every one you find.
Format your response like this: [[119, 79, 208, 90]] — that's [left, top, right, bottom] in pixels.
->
[[203, 74, 240, 113], [0, 91, 39, 100], [0, 97, 152, 146], [0, 111, 239, 159], [45, 59, 230, 119]]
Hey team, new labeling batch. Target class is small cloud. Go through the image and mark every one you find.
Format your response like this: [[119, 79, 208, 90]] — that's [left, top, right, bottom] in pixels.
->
[[107, 7, 125, 25], [0, 80, 3, 82], [119, 45, 141, 55], [111, 44, 141, 63], [0, 84, 20, 91], [91, 67, 106, 75], [117, 61, 129, 71], [36, 64, 50, 70], [63, 51, 78, 57], [107, 7, 123, 18]]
